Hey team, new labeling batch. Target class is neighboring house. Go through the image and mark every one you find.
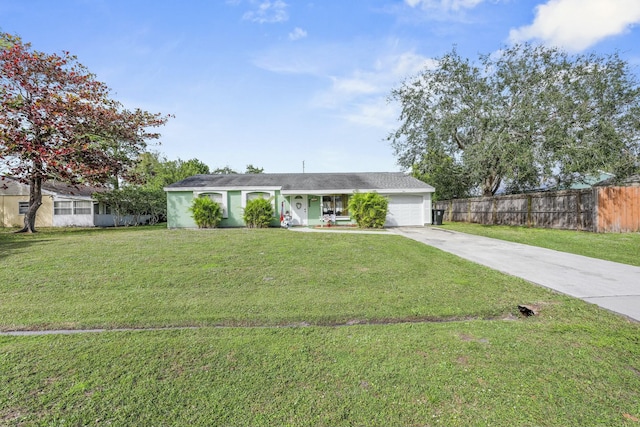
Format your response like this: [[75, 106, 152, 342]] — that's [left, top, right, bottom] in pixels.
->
[[164, 172, 435, 228], [0, 176, 124, 228]]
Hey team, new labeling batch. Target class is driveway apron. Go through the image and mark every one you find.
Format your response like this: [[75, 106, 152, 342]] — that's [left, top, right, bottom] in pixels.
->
[[392, 227, 640, 322]]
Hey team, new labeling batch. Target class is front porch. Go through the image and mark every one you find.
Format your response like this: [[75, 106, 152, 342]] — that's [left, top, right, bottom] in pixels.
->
[[282, 193, 356, 228]]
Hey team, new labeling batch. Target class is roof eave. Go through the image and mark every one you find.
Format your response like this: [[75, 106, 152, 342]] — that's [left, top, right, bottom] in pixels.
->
[[281, 188, 434, 195]]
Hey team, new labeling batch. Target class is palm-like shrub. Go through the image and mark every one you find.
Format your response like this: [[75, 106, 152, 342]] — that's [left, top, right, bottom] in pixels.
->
[[348, 192, 388, 228], [189, 196, 223, 228], [243, 197, 274, 228]]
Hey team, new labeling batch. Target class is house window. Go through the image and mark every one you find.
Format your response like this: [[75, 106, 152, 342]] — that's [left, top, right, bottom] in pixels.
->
[[322, 195, 350, 217], [198, 192, 228, 218], [54, 201, 72, 215], [74, 201, 92, 215], [18, 202, 29, 215], [247, 192, 269, 201]]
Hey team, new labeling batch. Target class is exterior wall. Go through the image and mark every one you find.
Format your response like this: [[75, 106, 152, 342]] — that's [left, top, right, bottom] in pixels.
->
[[51, 198, 95, 227], [307, 196, 322, 226], [167, 189, 286, 228], [167, 191, 198, 228], [0, 194, 54, 228], [225, 191, 245, 227], [94, 213, 152, 227], [425, 193, 433, 224]]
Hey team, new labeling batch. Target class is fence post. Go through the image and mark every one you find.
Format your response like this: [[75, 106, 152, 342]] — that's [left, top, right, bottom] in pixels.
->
[[576, 191, 582, 231], [492, 197, 497, 225], [527, 195, 532, 227], [593, 187, 599, 233]]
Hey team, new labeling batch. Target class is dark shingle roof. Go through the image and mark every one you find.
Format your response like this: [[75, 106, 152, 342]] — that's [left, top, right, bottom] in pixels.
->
[[42, 181, 107, 197], [165, 172, 434, 192], [1, 175, 106, 197]]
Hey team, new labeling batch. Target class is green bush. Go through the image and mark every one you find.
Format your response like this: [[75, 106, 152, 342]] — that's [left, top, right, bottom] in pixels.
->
[[243, 197, 274, 228], [348, 192, 388, 228], [189, 196, 223, 228]]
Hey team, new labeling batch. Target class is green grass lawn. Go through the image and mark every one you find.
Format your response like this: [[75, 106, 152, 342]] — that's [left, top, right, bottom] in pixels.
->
[[1, 227, 639, 426], [439, 222, 640, 267]]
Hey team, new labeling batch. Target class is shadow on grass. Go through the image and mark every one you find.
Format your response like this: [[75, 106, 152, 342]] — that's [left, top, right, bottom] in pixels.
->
[[0, 237, 54, 260]]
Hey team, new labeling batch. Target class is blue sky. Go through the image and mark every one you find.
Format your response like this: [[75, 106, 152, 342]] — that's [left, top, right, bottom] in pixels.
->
[[2, 0, 640, 173]]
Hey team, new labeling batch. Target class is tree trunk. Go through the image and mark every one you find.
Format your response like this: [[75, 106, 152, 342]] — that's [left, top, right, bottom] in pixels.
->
[[482, 173, 501, 197], [17, 174, 43, 233]]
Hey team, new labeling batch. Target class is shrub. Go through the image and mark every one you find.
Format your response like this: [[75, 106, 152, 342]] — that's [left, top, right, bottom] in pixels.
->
[[189, 196, 223, 228], [348, 192, 388, 228], [243, 197, 274, 228]]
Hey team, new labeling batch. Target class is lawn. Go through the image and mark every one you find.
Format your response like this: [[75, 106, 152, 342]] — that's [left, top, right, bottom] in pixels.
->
[[1, 227, 639, 426], [439, 222, 640, 267]]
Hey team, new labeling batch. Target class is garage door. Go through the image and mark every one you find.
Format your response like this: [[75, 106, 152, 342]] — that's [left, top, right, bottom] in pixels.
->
[[385, 195, 424, 226]]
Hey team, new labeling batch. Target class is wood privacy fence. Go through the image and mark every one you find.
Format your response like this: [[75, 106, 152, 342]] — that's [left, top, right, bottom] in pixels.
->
[[434, 186, 640, 232]]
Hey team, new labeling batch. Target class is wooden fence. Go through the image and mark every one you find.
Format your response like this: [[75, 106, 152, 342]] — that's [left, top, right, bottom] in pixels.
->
[[434, 186, 640, 233]]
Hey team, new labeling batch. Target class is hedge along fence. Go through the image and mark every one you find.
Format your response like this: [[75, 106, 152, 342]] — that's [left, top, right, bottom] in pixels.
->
[[435, 186, 640, 232]]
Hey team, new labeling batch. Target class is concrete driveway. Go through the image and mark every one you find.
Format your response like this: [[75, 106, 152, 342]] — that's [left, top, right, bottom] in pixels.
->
[[392, 227, 640, 322]]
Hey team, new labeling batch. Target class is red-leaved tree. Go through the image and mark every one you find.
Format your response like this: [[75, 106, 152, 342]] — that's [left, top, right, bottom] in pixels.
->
[[0, 33, 170, 232]]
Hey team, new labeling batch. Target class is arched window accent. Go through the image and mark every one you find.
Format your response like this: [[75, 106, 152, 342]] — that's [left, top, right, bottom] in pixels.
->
[[241, 190, 276, 216], [195, 191, 228, 218]]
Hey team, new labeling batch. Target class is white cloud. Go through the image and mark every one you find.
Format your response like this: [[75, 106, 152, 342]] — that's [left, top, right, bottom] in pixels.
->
[[243, 0, 288, 23], [509, 0, 640, 52], [289, 27, 307, 41], [312, 51, 436, 128], [254, 39, 435, 129], [404, 0, 486, 11]]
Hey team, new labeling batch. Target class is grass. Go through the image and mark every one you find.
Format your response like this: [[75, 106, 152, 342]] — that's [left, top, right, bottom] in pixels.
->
[[1, 226, 639, 426], [439, 222, 640, 267], [0, 227, 551, 331]]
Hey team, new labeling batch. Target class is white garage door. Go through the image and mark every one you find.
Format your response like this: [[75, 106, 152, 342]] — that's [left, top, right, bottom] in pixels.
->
[[385, 195, 424, 226]]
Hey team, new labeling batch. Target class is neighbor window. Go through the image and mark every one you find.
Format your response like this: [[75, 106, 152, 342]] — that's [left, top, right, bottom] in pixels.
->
[[93, 203, 111, 215], [73, 201, 92, 215], [322, 195, 350, 217], [54, 201, 72, 215], [18, 202, 29, 215]]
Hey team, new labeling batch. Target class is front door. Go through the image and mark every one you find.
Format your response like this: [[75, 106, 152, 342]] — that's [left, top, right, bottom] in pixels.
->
[[290, 195, 308, 226]]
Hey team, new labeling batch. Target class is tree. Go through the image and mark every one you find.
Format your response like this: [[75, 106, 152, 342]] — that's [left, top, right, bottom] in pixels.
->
[[348, 192, 388, 229], [245, 164, 264, 174], [0, 33, 170, 232], [412, 148, 471, 201], [212, 166, 238, 175], [93, 186, 166, 226], [134, 152, 210, 187], [119, 152, 210, 223], [389, 44, 640, 197]]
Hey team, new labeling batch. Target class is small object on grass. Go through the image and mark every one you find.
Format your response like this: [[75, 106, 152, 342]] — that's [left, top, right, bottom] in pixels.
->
[[517, 304, 538, 317]]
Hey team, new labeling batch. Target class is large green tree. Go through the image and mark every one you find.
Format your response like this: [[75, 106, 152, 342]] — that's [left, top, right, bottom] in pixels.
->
[[133, 152, 210, 190], [389, 44, 640, 197], [411, 148, 471, 201], [99, 152, 210, 224], [0, 33, 170, 232]]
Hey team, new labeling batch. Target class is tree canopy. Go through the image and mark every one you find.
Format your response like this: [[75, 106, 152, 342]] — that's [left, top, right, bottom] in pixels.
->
[[132, 152, 210, 190], [389, 44, 640, 197], [91, 152, 210, 226], [0, 33, 170, 232]]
